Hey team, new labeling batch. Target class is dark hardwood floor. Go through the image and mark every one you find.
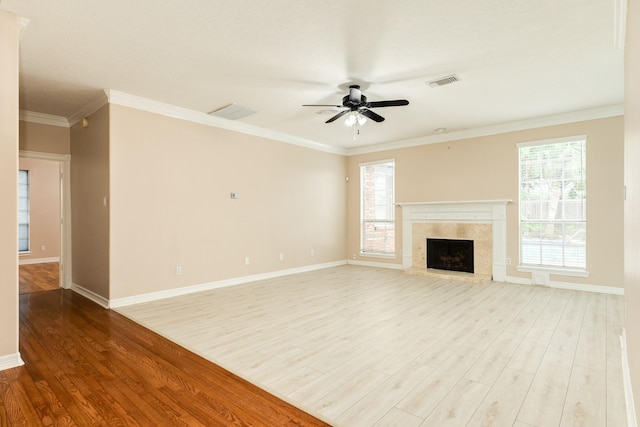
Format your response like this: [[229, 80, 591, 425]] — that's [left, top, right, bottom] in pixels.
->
[[0, 290, 331, 426], [19, 262, 59, 294]]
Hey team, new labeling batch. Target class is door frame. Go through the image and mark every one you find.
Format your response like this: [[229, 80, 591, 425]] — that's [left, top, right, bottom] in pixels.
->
[[19, 150, 71, 289]]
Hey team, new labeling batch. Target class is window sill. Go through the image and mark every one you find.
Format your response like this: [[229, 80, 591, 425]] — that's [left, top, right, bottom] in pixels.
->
[[19, 251, 31, 256], [517, 265, 589, 278], [359, 252, 396, 260]]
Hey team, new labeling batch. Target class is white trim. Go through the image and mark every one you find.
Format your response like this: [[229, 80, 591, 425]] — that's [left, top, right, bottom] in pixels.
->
[[397, 199, 513, 208], [109, 261, 346, 308], [505, 275, 624, 295], [358, 252, 397, 260], [71, 283, 110, 309], [546, 280, 623, 295], [19, 150, 70, 162], [19, 98, 623, 156], [358, 157, 395, 167], [19, 110, 69, 127], [346, 104, 623, 156], [621, 329, 638, 427], [517, 265, 589, 278], [19, 257, 60, 265], [104, 90, 346, 155], [614, 0, 628, 51], [516, 134, 587, 148], [18, 16, 29, 41], [347, 259, 404, 270], [0, 353, 25, 371], [504, 275, 531, 286], [68, 91, 109, 127], [19, 151, 72, 289]]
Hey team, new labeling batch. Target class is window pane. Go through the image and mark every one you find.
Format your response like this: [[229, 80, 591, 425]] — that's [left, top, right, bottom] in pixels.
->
[[361, 160, 395, 255], [519, 139, 586, 269], [18, 169, 29, 253]]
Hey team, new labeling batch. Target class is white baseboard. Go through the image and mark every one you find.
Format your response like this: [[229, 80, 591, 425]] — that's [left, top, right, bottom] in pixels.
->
[[110, 260, 347, 308], [622, 329, 638, 427], [19, 257, 60, 265], [0, 352, 25, 371], [505, 275, 624, 295], [71, 283, 110, 309], [347, 259, 404, 270]]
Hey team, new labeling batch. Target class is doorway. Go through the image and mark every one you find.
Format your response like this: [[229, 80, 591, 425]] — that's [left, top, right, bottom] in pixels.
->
[[18, 151, 71, 293]]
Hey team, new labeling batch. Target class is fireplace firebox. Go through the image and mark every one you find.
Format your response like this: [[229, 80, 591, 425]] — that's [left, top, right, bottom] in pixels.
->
[[426, 238, 474, 273]]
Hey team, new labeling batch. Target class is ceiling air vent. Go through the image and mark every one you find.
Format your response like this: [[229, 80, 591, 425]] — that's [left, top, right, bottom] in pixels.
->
[[427, 74, 460, 88], [208, 103, 257, 120]]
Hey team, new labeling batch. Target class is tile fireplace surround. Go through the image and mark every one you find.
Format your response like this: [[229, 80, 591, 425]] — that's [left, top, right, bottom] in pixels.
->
[[398, 200, 511, 281]]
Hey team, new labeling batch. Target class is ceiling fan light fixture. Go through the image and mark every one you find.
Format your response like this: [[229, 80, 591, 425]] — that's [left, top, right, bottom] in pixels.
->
[[344, 111, 367, 127]]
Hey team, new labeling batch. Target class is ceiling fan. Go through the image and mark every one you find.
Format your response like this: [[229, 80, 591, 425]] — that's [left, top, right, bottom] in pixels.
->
[[303, 85, 409, 124]]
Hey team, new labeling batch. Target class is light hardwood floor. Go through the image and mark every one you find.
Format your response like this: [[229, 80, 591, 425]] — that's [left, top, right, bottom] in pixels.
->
[[116, 265, 628, 426]]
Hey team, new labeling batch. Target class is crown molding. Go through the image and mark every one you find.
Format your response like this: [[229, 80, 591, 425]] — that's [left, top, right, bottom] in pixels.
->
[[105, 90, 347, 155], [345, 104, 624, 156], [19, 94, 623, 157], [18, 16, 30, 40], [19, 110, 69, 127], [67, 91, 109, 127], [614, 0, 627, 51]]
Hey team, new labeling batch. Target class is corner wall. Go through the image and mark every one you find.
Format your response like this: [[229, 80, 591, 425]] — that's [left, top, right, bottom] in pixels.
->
[[70, 105, 110, 299], [108, 104, 347, 300], [347, 116, 624, 290], [0, 10, 21, 367]]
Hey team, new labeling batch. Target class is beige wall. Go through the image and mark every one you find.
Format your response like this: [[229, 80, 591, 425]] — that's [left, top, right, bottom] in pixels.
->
[[108, 104, 347, 300], [70, 105, 110, 298], [19, 121, 70, 154], [347, 117, 624, 288], [0, 11, 20, 359], [625, 0, 640, 415], [18, 157, 61, 262]]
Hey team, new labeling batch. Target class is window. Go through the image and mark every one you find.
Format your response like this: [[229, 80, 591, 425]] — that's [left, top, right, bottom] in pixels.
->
[[519, 137, 586, 270], [18, 169, 30, 253], [360, 159, 395, 256]]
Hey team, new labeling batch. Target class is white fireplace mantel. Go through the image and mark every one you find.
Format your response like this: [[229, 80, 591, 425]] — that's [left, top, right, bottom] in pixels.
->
[[397, 200, 512, 281]]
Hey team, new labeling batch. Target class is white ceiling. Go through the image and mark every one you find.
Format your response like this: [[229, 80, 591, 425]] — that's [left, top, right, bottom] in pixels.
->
[[1, 0, 625, 152]]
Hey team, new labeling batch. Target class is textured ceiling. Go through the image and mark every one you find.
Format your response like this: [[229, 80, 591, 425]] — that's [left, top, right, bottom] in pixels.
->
[[1, 0, 625, 151]]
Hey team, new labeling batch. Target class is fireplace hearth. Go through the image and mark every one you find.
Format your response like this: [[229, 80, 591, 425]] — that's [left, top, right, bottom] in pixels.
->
[[427, 238, 474, 274]]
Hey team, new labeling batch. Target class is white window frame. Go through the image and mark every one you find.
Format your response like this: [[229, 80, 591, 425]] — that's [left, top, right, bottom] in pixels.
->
[[360, 159, 396, 258], [517, 135, 587, 277]]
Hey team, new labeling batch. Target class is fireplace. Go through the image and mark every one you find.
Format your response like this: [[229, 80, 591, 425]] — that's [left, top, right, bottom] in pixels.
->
[[427, 238, 474, 273], [398, 200, 511, 281]]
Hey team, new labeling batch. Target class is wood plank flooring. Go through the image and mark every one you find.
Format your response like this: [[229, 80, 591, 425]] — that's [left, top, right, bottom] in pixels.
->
[[19, 262, 59, 294], [117, 265, 628, 427], [0, 289, 330, 426]]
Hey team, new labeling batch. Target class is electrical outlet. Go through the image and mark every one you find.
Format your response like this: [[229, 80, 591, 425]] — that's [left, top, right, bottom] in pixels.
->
[[506, 257, 511, 265], [244, 257, 250, 265], [279, 253, 284, 261], [310, 249, 315, 257], [352, 254, 356, 260], [175, 266, 182, 275]]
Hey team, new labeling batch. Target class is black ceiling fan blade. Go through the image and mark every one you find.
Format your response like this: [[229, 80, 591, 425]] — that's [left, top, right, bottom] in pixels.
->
[[360, 108, 385, 122], [302, 104, 342, 107], [366, 99, 409, 108], [325, 110, 350, 123]]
